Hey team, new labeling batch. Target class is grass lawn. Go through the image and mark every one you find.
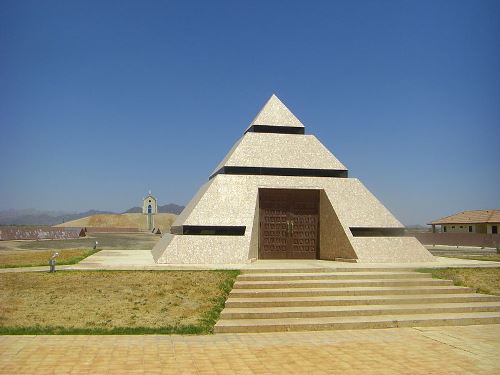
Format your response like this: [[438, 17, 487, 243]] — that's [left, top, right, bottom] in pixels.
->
[[418, 267, 500, 296], [0, 249, 99, 268], [0, 270, 239, 335]]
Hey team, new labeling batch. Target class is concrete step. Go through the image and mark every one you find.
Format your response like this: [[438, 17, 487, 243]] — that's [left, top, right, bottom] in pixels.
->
[[233, 278, 453, 289], [214, 312, 500, 333], [229, 285, 474, 298], [224, 293, 500, 308], [238, 271, 431, 281], [240, 267, 417, 274], [220, 302, 500, 319]]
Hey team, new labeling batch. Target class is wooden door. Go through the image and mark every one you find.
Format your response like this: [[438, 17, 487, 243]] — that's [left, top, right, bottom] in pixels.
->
[[289, 190, 319, 259], [259, 189, 319, 259], [259, 189, 290, 259]]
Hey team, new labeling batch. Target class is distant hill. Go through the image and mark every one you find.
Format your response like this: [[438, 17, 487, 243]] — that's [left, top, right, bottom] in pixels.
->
[[55, 213, 177, 232], [123, 207, 142, 213], [159, 204, 184, 215], [0, 203, 184, 225], [0, 209, 114, 226], [123, 204, 184, 215]]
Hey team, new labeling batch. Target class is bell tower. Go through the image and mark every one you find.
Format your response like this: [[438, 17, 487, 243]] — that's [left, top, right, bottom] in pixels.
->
[[142, 190, 158, 231]]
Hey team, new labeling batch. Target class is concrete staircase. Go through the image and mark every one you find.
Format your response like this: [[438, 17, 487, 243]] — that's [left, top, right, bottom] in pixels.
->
[[214, 267, 500, 333]]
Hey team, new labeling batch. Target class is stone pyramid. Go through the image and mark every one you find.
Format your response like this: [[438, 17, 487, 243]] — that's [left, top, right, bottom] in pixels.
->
[[246, 94, 305, 131], [152, 95, 434, 264]]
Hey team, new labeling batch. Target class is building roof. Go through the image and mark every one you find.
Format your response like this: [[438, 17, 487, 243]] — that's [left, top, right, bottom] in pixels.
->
[[143, 191, 157, 201], [245, 94, 304, 132], [429, 210, 500, 225], [211, 132, 347, 176]]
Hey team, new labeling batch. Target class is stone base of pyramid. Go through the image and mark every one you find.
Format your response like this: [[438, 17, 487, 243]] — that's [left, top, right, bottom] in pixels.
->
[[152, 174, 434, 264]]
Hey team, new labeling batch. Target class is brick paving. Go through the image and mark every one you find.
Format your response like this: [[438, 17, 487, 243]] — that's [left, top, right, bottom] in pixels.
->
[[1, 325, 499, 374]]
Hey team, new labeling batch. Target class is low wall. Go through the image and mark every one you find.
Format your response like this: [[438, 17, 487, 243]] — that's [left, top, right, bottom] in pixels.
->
[[411, 232, 500, 248], [0, 227, 85, 241], [84, 227, 139, 233]]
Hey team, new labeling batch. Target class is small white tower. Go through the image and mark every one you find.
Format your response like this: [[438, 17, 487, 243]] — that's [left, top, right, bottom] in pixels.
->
[[142, 191, 158, 231]]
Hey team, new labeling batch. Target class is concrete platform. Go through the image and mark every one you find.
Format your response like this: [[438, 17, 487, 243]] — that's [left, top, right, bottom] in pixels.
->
[[0, 251, 498, 273], [57, 251, 500, 271]]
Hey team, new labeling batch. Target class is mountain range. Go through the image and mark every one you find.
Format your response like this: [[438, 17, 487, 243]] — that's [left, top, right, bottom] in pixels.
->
[[123, 204, 184, 215], [0, 204, 185, 226]]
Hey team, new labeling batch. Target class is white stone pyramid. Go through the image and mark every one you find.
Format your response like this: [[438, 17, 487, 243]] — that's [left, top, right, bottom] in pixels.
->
[[152, 95, 434, 264], [246, 94, 305, 130]]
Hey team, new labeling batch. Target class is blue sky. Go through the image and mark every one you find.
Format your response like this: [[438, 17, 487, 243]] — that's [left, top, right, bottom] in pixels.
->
[[0, 0, 499, 225]]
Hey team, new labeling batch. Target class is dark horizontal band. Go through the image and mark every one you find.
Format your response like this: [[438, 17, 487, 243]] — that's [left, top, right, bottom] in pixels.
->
[[171, 225, 246, 236], [245, 125, 305, 134], [210, 166, 348, 179], [350, 227, 405, 237]]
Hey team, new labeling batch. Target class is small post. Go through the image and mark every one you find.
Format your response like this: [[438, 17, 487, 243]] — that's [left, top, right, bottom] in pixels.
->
[[93, 241, 98, 250], [48, 252, 59, 273]]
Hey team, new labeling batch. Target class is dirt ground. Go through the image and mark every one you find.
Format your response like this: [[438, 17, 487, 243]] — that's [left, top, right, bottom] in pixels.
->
[[0, 271, 236, 332], [0, 232, 161, 252]]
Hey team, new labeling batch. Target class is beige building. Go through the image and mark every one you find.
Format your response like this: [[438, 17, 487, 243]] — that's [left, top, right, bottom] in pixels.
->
[[429, 210, 499, 234], [152, 95, 434, 264]]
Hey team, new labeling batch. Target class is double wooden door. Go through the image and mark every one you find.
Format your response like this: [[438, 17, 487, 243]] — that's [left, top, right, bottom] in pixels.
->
[[259, 189, 319, 259]]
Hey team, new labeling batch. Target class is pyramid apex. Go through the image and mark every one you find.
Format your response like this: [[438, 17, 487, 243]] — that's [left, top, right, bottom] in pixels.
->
[[245, 94, 305, 133]]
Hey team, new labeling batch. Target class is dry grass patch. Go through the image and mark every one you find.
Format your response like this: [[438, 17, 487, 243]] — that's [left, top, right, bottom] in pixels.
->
[[0, 270, 238, 334], [0, 249, 97, 268], [419, 267, 500, 295]]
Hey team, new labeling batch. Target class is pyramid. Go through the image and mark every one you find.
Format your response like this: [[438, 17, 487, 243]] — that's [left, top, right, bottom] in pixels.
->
[[245, 94, 305, 132], [152, 95, 434, 264]]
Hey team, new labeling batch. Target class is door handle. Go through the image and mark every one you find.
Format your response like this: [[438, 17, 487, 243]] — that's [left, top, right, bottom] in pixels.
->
[[291, 221, 294, 235], [286, 221, 291, 236]]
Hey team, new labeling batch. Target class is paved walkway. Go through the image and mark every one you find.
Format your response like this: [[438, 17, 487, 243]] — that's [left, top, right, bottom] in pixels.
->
[[1, 251, 499, 273], [1, 325, 499, 374]]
